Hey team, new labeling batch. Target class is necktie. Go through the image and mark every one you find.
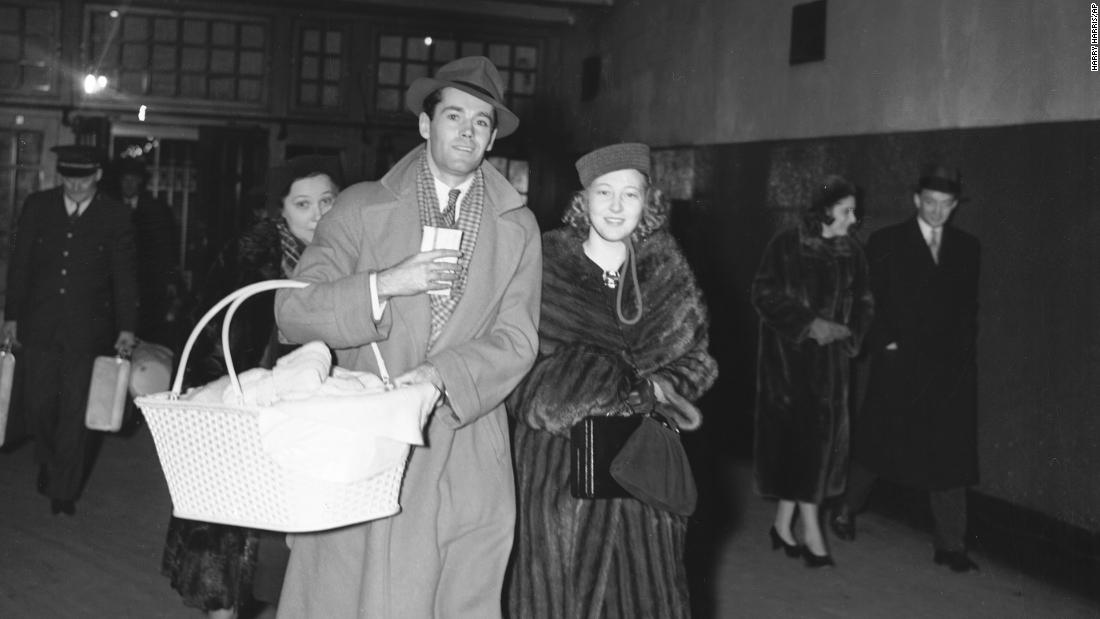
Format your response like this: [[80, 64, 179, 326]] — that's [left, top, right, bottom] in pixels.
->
[[441, 189, 460, 228], [929, 227, 942, 264], [69, 200, 83, 223]]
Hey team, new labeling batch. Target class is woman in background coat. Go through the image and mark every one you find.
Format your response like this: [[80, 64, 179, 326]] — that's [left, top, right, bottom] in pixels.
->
[[751, 175, 873, 567], [161, 155, 341, 619]]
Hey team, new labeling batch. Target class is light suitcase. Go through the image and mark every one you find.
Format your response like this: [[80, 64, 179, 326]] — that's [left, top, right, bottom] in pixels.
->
[[85, 354, 131, 432], [0, 345, 15, 446]]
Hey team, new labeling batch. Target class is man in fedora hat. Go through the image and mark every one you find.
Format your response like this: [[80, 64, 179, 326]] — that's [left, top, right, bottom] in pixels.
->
[[832, 163, 981, 572], [274, 56, 540, 617], [2, 144, 137, 516], [112, 157, 180, 346]]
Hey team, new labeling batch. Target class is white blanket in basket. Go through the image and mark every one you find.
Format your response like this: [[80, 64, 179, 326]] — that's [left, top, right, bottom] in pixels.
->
[[184, 342, 436, 484]]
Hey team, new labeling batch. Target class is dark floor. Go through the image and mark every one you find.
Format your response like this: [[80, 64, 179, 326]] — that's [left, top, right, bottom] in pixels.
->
[[0, 427, 1097, 619]]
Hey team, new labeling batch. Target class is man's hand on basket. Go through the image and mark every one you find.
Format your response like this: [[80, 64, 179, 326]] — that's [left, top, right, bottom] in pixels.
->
[[394, 363, 444, 400], [377, 250, 463, 299]]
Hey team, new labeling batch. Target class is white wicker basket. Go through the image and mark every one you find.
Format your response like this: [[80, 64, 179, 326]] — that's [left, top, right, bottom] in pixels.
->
[[135, 279, 412, 532]]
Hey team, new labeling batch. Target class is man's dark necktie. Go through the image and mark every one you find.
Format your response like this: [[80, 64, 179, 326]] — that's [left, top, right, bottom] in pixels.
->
[[441, 188, 460, 228]]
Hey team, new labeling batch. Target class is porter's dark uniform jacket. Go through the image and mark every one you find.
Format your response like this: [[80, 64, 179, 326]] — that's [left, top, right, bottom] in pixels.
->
[[7, 186, 138, 352]]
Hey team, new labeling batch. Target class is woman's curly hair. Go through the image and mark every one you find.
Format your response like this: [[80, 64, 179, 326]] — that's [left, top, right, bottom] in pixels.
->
[[561, 182, 671, 242]]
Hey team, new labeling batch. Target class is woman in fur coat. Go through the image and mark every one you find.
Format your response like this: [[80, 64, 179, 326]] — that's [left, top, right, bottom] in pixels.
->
[[160, 156, 340, 619], [751, 175, 874, 567], [507, 143, 717, 619]]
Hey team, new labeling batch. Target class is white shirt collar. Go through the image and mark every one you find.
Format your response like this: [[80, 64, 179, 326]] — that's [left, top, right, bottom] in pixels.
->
[[64, 193, 93, 216], [433, 175, 474, 220], [916, 217, 940, 244]]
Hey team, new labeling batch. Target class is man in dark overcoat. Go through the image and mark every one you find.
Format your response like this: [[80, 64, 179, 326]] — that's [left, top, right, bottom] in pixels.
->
[[2, 145, 138, 516], [114, 157, 180, 346], [832, 164, 981, 572]]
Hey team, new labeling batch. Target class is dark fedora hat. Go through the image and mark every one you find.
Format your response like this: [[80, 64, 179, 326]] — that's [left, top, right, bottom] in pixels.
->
[[916, 163, 962, 196], [265, 154, 344, 216], [114, 157, 149, 179], [53, 144, 105, 177], [405, 56, 520, 138]]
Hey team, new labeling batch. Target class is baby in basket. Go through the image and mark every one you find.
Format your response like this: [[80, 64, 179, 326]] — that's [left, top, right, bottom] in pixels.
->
[[183, 342, 435, 484]]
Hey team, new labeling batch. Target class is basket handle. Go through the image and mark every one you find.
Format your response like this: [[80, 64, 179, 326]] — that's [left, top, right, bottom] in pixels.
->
[[173, 279, 394, 399], [172, 279, 307, 397]]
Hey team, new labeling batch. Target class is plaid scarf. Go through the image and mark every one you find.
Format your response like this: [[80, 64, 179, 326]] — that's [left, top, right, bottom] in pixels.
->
[[276, 217, 305, 277], [416, 150, 486, 347]]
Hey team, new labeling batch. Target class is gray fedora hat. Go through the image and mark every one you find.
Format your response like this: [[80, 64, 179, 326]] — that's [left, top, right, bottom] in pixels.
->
[[405, 56, 520, 138]]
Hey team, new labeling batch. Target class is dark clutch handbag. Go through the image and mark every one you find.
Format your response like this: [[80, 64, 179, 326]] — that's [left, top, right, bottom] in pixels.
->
[[610, 413, 697, 516], [570, 375, 698, 517], [570, 414, 643, 499]]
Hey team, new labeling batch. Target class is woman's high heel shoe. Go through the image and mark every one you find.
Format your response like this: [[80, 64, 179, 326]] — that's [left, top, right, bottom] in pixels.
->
[[801, 546, 836, 568], [769, 526, 802, 558]]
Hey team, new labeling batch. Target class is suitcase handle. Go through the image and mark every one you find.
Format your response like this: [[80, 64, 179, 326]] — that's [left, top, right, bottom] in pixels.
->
[[171, 279, 392, 400]]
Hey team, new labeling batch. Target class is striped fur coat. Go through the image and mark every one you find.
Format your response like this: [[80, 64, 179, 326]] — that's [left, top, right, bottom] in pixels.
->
[[507, 227, 717, 619]]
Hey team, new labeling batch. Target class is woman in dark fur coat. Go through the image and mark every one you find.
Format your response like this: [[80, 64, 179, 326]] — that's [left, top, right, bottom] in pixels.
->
[[507, 143, 717, 618], [161, 156, 340, 619], [751, 175, 874, 567]]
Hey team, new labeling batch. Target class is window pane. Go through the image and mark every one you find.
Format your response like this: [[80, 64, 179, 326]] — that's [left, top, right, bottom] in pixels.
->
[[240, 51, 263, 75], [379, 35, 402, 58], [323, 57, 340, 81], [238, 78, 261, 101], [179, 73, 205, 97], [121, 43, 149, 69], [405, 37, 428, 61], [299, 83, 317, 105], [154, 45, 177, 71], [25, 9, 55, 35], [123, 16, 149, 41], [0, 64, 17, 89], [377, 61, 400, 85], [119, 70, 145, 93], [23, 65, 48, 91], [302, 29, 320, 53], [25, 35, 50, 61], [151, 71, 175, 96], [433, 39, 456, 61], [154, 18, 177, 41], [182, 20, 206, 44], [322, 85, 339, 106], [0, 35, 18, 61], [513, 71, 536, 95], [300, 55, 318, 80], [241, 24, 264, 48], [210, 49, 235, 73], [211, 23, 235, 46], [0, 9, 17, 32], [404, 63, 427, 85], [376, 88, 400, 111], [516, 46, 537, 68], [180, 47, 205, 71], [325, 31, 341, 54], [209, 77, 235, 100], [488, 44, 510, 67]]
